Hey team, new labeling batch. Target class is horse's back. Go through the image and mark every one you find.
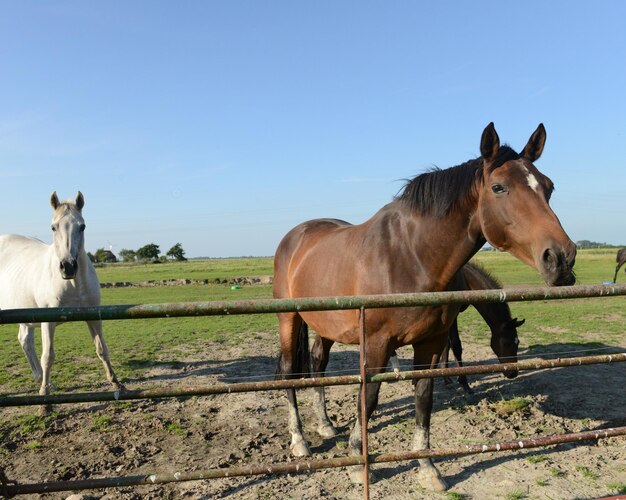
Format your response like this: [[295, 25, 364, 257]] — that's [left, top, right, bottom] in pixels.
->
[[274, 218, 353, 298]]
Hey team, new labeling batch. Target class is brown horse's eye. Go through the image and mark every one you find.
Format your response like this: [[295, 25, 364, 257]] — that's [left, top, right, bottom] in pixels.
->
[[491, 184, 508, 195]]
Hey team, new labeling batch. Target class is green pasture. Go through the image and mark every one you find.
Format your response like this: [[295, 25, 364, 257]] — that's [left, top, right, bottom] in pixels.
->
[[0, 249, 623, 394]]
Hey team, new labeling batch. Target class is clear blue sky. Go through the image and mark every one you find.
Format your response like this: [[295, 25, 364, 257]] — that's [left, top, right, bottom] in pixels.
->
[[1, 2, 624, 257]]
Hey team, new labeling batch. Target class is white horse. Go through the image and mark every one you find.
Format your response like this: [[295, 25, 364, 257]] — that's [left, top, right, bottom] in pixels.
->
[[0, 191, 121, 399]]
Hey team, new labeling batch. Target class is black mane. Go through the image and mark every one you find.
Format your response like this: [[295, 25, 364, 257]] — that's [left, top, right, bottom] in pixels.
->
[[396, 146, 520, 217]]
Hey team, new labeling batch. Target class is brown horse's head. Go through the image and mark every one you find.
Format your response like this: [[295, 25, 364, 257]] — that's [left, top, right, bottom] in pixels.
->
[[476, 123, 576, 286]]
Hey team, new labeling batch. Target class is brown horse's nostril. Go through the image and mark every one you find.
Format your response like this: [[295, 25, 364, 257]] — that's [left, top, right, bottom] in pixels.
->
[[542, 248, 557, 272]]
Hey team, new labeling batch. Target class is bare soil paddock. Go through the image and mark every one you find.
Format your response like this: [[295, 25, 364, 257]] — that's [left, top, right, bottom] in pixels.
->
[[1, 332, 625, 500]]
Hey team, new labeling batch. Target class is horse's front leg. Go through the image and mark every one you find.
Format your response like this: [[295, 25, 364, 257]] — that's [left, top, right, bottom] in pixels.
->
[[38, 323, 58, 415], [412, 344, 448, 492], [18, 324, 42, 384], [311, 335, 337, 438], [86, 320, 122, 391]]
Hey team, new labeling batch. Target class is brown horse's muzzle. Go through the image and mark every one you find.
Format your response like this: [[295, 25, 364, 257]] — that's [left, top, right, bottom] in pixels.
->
[[540, 241, 577, 286]]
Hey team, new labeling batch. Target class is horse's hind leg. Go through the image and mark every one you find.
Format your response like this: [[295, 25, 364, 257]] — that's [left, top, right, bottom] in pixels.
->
[[276, 312, 311, 457], [412, 343, 448, 492], [18, 324, 42, 384], [311, 335, 337, 438], [87, 320, 122, 390]]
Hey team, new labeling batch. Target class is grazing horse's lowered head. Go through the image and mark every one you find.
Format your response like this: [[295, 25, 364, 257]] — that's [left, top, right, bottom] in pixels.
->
[[475, 123, 576, 286], [50, 191, 86, 280]]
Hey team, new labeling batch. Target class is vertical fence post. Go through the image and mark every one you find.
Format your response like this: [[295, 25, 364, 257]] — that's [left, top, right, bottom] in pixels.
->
[[358, 306, 370, 500]]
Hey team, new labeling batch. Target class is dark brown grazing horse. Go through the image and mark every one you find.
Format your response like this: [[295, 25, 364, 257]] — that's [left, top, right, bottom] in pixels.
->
[[613, 248, 626, 283], [274, 123, 576, 491], [391, 261, 525, 393]]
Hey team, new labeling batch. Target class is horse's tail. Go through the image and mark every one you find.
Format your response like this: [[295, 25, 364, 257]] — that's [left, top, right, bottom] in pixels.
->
[[275, 321, 311, 380]]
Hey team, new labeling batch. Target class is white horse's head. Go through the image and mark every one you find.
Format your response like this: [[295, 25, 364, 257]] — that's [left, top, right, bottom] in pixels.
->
[[50, 191, 86, 280]]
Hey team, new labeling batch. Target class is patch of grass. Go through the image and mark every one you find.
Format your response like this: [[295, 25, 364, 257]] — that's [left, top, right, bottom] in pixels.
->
[[11, 413, 57, 438], [576, 466, 598, 480], [493, 396, 531, 416], [446, 492, 468, 500], [550, 467, 566, 477], [164, 421, 187, 437], [504, 491, 527, 500], [25, 441, 42, 450], [525, 454, 546, 464], [92, 415, 113, 432], [536, 479, 548, 487], [607, 483, 626, 495]]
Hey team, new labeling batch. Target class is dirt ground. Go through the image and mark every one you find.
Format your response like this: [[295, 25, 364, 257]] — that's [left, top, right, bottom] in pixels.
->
[[1, 332, 625, 500]]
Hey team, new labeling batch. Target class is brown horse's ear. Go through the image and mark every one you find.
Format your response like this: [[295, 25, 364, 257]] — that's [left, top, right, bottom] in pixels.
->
[[522, 123, 546, 162], [50, 192, 60, 210], [76, 191, 84, 210], [480, 122, 500, 162]]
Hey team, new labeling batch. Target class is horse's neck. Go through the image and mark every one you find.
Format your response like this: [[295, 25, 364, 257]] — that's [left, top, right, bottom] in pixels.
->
[[368, 202, 485, 291]]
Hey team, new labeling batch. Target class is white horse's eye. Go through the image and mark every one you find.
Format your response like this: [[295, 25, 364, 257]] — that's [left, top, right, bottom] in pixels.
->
[[51, 225, 57, 232]]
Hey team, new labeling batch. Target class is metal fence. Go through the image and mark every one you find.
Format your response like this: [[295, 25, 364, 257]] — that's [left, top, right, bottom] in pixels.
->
[[1, 283, 625, 499]]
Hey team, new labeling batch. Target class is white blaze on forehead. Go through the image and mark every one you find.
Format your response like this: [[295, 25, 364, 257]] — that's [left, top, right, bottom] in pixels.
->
[[520, 164, 540, 193]]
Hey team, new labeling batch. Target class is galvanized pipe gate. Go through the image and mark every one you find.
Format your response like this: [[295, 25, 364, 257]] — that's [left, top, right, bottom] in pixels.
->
[[1, 283, 625, 498]]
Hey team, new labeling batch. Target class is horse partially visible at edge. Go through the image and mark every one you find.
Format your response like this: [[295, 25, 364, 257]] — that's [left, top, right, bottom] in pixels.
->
[[613, 247, 626, 283], [273, 123, 576, 491], [0, 192, 122, 407]]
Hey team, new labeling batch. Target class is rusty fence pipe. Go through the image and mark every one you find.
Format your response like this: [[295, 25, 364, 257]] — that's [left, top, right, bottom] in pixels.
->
[[4, 426, 625, 497], [1, 352, 624, 407], [0, 284, 624, 325], [358, 307, 370, 500]]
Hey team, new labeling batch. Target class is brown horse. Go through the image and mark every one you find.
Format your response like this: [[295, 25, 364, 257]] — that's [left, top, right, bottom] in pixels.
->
[[613, 248, 626, 283], [274, 123, 576, 491]]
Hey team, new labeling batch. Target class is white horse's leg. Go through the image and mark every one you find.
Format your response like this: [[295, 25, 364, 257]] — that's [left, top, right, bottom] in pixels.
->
[[86, 320, 121, 390], [18, 324, 42, 383], [39, 322, 56, 396]]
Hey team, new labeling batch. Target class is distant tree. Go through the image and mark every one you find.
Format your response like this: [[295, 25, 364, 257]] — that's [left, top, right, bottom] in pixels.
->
[[576, 240, 609, 249], [94, 248, 117, 263], [87, 252, 96, 263], [118, 248, 137, 262], [166, 243, 187, 261], [136, 243, 160, 261]]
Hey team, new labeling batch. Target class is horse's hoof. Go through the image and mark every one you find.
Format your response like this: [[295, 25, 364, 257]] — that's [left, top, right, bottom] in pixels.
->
[[113, 382, 127, 393], [461, 385, 474, 395], [348, 465, 375, 484], [38, 404, 53, 417], [290, 440, 311, 457], [317, 424, 338, 438], [417, 468, 448, 492]]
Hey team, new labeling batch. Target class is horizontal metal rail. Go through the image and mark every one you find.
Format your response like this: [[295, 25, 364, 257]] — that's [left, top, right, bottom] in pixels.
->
[[0, 283, 624, 324], [1, 352, 624, 407], [4, 426, 625, 496]]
